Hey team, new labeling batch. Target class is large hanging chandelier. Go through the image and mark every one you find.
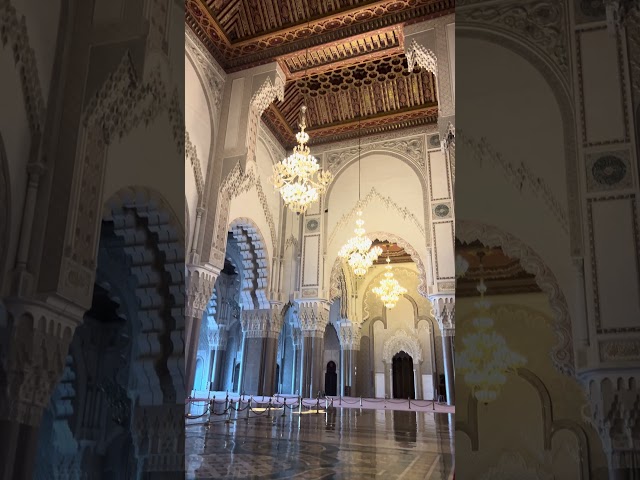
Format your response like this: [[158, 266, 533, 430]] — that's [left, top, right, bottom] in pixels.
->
[[372, 248, 407, 308], [339, 211, 382, 277], [271, 105, 332, 213], [270, 25, 332, 214], [338, 87, 381, 278], [457, 254, 526, 404]]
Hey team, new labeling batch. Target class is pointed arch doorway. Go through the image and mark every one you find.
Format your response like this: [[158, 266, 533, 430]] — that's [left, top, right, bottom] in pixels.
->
[[392, 352, 415, 399]]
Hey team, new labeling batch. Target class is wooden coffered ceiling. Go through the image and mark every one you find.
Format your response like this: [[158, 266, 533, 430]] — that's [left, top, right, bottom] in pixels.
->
[[186, 0, 453, 147], [456, 240, 541, 297], [372, 240, 413, 264]]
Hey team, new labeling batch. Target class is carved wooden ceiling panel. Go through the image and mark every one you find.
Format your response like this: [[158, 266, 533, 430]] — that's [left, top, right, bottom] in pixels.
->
[[186, 0, 452, 146], [372, 240, 413, 264], [456, 240, 541, 297]]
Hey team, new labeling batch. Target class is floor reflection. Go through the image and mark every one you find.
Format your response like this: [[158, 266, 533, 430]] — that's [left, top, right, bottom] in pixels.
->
[[186, 408, 454, 479]]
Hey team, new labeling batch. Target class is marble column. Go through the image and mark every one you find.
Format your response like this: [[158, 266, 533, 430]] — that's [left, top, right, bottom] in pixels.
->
[[300, 333, 325, 398], [240, 304, 283, 396], [185, 265, 218, 393], [295, 300, 330, 398], [338, 322, 362, 397], [207, 329, 227, 391], [0, 299, 83, 480], [429, 294, 455, 405], [441, 335, 455, 405], [291, 329, 301, 395]]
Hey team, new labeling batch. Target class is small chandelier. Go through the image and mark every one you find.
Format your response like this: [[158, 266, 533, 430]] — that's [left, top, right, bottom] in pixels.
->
[[457, 253, 526, 404], [372, 248, 407, 308], [338, 87, 381, 278], [271, 105, 332, 213], [339, 211, 382, 277]]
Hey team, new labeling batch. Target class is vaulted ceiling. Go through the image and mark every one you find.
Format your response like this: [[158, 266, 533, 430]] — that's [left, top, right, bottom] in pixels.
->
[[186, 0, 453, 147]]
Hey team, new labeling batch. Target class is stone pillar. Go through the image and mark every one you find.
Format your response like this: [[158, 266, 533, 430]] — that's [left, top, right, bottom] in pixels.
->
[[429, 294, 455, 405], [0, 299, 83, 480], [207, 329, 227, 391], [296, 301, 330, 398], [384, 361, 392, 398], [291, 329, 302, 395], [240, 304, 283, 396], [338, 322, 361, 397], [414, 362, 423, 400], [185, 265, 218, 393]]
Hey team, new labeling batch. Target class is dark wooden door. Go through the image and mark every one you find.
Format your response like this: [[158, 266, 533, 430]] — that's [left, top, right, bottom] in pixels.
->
[[325, 361, 337, 396], [392, 352, 415, 399]]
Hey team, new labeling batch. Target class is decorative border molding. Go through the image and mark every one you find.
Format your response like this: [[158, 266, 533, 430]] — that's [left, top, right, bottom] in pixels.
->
[[457, 130, 570, 235], [587, 194, 640, 333], [0, 2, 46, 135], [327, 187, 426, 245], [185, 131, 204, 200]]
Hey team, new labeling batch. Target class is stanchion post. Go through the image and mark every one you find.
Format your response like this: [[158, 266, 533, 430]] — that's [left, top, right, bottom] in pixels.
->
[[360, 396, 363, 407], [281, 398, 286, 417], [267, 397, 272, 418], [408, 398, 411, 410], [246, 397, 252, 421], [298, 396, 302, 415]]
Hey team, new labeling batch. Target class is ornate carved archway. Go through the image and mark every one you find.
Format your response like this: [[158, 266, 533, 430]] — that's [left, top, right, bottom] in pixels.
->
[[382, 329, 423, 364], [456, 220, 574, 376]]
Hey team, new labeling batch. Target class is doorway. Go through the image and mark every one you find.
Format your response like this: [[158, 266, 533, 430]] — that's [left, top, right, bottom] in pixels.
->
[[325, 361, 337, 396], [392, 351, 415, 399]]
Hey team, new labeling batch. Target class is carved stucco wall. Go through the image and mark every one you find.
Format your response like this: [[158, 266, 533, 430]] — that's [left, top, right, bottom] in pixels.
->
[[0, 0, 52, 293]]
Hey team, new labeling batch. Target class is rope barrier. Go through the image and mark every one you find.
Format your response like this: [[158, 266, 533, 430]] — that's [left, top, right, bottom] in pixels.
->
[[185, 395, 441, 420]]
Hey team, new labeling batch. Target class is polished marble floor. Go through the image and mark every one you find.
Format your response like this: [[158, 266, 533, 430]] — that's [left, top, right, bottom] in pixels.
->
[[186, 407, 454, 479]]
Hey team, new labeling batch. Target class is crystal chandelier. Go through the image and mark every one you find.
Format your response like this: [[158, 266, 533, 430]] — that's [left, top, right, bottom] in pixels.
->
[[457, 254, 526, 404], [271, 106, 332, 213], [338, 87, 381, 278], [339, 211, 382, 277], [270, 35, 332, 214], [372, 248, 407, 308]]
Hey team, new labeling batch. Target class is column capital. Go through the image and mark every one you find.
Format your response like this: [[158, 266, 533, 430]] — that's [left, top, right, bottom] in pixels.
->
[[207, 327, 228, 350], [241, 303, 284, 338], [186, 264, 219, 319], [579, 369, 640, 468], [294, 299, 330, 338], [0, 298, 83, 425], [337, 321, 362, 351], [428, 294, 455, 336]]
